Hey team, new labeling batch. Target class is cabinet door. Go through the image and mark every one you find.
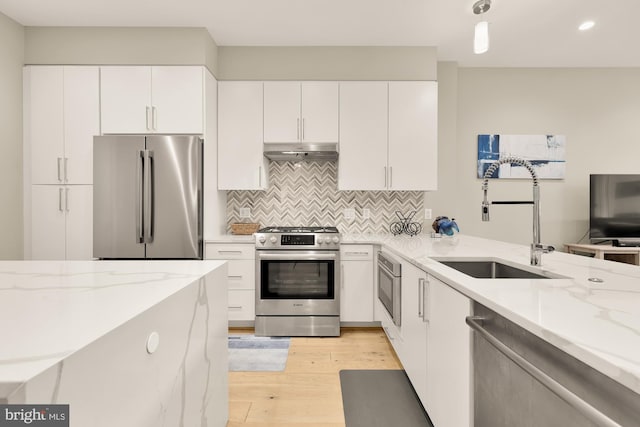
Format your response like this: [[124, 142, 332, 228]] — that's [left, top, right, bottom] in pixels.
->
[[338, 82, 388, 190], [101, 66, 152, 134], [30, 185, 66, 260], [301, 82, 338, 143], [399, 261, 428, 404], [263, 81, 300, 143], [25, 66, 64, 185], [426, 276, 472, 427], [340, 261, 374, 322], [218, 81, 268, 190], [151, 66, 203, 134], [228, 290, 256, 321], [63, 67, 100, 184], [388, 81, 438, 191], [65, 185, 94, 260]]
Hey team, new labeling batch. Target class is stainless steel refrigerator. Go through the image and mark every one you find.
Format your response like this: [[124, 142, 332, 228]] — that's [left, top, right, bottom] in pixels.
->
[[93, 135, 203, 259]]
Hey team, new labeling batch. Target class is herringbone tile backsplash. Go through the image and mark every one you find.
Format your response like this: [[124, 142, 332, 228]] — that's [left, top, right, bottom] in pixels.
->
[[226, 161, 425, 234]]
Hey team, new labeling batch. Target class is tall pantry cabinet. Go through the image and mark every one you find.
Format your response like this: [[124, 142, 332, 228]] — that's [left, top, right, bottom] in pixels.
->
[[23, 66, 99, 260]]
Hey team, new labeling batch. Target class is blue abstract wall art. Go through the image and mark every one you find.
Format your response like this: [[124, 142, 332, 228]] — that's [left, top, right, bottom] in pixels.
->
[[477, 134, 566, 179]]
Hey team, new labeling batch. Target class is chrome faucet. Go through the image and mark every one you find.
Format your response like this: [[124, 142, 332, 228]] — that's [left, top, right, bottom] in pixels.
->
[[481, 156, 555, 266]]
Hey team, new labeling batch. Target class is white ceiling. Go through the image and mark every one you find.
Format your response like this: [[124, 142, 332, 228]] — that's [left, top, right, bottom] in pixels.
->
[[1, 0, 639, 67]]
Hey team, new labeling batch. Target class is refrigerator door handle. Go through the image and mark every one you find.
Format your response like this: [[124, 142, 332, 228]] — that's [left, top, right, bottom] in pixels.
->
[[136, 150, 144, 243], [144, 149, 155, 244]]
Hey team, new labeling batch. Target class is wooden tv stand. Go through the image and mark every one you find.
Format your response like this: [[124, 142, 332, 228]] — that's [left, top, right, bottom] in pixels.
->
[[564, 243, 640, 266]]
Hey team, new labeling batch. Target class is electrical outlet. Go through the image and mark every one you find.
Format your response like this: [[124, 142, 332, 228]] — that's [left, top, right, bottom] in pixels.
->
[[344, 208, 356, 220], [239, 207, 251, 218], [424, 209, 432, 220], [362, 208, 371, 219]]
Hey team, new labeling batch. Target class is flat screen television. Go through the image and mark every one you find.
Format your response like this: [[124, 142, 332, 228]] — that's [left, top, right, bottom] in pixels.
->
[[590, 174, 640, 246]]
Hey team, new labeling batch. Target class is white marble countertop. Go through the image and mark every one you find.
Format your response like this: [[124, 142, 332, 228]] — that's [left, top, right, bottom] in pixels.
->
[[0, 260, 226, 399], [342, 233, 640, 395]]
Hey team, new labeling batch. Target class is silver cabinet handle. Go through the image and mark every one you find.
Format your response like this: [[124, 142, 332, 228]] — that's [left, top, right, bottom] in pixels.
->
[[65, 188, 69, 212], [228, 275, 243, 279], [228, 306, 243, 310], [344, 251, 370, 256], [466, 316, 623, 427], [297, 118, 300, 140], [302, 118, 305, 140], [146, 106, 151, 130], [423, 278, 430, 323], [58, 188, 63, 212], [57, 157, 62, 182], [218, 250, 243, 254], [152, 106, 157, 130], [384, 166, 387, 188], [341, 264, 344, 289], [389, 166, 393, 188], [64, 157, 68, 182], [259, 165, 262, 187], [418, 278, 424, 318]]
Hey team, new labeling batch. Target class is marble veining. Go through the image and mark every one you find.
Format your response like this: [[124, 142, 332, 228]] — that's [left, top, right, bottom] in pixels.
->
[[341, 233, 640, 395], [0, 260, 225, 399]]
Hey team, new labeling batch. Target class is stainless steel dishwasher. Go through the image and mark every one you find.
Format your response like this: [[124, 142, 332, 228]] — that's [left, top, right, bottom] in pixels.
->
[[468, 303, 640, 427]]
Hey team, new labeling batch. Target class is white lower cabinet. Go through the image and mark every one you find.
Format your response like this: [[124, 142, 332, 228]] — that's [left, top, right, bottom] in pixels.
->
[[387, 259, 472, 427], [425, 275, 472, 427], [398, 261, 428, 404], [30, 185, 93, 260], [205, 242, 256, 323], [340, 245, 374, 322]]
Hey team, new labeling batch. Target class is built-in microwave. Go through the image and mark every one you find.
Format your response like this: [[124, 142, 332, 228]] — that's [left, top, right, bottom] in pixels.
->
[[377, 252, 402, 326]]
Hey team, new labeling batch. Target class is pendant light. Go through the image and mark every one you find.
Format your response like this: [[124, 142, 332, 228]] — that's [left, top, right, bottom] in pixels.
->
[[473, 0, 491, 54]]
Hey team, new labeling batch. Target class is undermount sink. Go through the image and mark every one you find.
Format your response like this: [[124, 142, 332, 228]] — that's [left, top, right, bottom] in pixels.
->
[[432, 258, 563, 279]]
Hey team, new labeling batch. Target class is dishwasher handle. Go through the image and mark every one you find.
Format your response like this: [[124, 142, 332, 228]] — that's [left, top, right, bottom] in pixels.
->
[[466, 316, 623, 427]]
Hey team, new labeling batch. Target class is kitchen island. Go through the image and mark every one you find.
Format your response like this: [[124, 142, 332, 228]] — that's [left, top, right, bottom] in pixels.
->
[[0, 260, 228, 427]]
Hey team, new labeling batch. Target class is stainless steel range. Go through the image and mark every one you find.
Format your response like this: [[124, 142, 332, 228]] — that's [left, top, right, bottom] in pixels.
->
[[255, 226, 340, 337]]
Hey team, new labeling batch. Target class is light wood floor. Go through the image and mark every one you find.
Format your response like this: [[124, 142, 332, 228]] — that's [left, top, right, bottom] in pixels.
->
[[227, 327, 402, 427]]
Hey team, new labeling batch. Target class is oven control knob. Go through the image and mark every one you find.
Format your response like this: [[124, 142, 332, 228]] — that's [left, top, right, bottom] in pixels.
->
[[269, 236, 278, 244], [258, 235, 266, 244], [332, 236, 340, 244]]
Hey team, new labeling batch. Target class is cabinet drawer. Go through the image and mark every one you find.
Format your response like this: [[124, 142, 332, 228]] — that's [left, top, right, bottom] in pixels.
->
[[228, 290, 255, 321], [227, 260, 255, 290], [205, 243, 255, 260], [340, 245, 374, 261]]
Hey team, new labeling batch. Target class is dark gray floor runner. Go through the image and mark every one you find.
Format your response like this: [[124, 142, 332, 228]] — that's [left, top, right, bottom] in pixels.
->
[[340, 370, 433, 427]]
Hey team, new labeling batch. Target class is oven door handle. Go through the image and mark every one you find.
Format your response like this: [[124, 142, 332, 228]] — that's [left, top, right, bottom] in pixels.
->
[[257, 253, 337, 261]]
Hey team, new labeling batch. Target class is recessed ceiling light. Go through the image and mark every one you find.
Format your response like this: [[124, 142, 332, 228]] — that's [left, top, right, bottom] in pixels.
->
[[579, 21, 595, 31]]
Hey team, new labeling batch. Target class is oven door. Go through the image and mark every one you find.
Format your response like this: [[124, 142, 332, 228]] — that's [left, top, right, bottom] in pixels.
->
[[378, 264, 401, 326], [256, 250, 340, 316]]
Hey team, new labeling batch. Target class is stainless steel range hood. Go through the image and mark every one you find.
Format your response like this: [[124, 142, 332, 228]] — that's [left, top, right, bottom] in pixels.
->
[[263, 143, 338, 162]]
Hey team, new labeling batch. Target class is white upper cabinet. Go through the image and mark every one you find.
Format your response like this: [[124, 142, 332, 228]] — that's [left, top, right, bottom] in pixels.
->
[[388, 81, 438, 191], [301, 82, 339, 143], [264, 81, 338, 143], [338, 81, 437, 191], [25, 66, 99, 185], [218, 81, 269, 190], [101, 66, 203, 134], [338, 82, 388, 190]]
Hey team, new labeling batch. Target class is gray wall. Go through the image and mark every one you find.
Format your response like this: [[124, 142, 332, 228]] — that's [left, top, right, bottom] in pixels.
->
[[217, 46, 437, 80], [25, 27, 219, 76], [445, 66, 640, 251], [0, 12, 24, 260]]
